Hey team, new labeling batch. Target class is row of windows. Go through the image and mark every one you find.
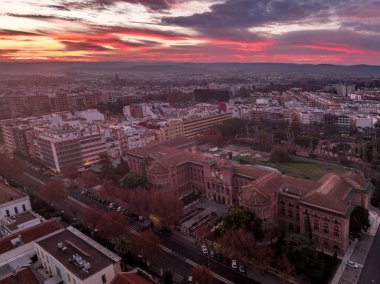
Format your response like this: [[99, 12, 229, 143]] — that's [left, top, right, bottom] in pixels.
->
[[5, 204, 27, 216]]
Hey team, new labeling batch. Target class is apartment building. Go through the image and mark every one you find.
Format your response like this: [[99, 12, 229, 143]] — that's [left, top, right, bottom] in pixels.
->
[[35, 226, 121, 284], [183, 112, 232, 138], [0, 181, 32, 220], [32, 125, 106, 172]]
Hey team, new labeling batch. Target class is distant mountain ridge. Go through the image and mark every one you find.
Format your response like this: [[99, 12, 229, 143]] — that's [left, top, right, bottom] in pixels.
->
[[0, 62, 379, 77]]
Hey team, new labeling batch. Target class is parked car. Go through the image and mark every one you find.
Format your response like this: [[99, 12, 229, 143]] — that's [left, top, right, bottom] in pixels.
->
[[209, 250, 215, 258], [201, 245, 208, 255], [231, 259, 238, 269], [239, 264, 246, 274], [346, 260, 359, 269], [159, 227, 172, 236], [215, 253, 222, 262]]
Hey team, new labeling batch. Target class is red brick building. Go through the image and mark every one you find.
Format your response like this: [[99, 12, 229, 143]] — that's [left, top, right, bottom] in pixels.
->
[[126, 139, 372, 255]]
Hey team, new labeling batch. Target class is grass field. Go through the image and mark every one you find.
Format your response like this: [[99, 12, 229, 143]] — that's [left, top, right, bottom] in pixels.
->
[[254, 156, 350, 181]]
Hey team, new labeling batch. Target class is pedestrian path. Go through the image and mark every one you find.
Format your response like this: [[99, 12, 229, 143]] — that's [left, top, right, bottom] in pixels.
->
[[332, 212, 380, 284]]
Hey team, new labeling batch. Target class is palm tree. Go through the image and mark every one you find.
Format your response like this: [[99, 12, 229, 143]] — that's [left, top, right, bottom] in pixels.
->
[[114, 236, 131, 258]]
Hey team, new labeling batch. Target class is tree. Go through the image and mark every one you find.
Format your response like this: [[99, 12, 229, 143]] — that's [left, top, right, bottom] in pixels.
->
[[131, 231, 160, 262], [61, 165, 78, 180], [97, 211, 129, 241], [98, 179, 119, 202], [114, 235, 131, 258], [0, 154, 26, 181], [191, 266, 213, 284], [221, 206, 264, 240], [271, 145, 289, 162], [40, 179, 67, 205], [216, 229, 256, 261], [255, 129, 273, 152], [83, 205, 102, 229], [99, 154, 116, 180], [350, 206, 370, 240], [122, 172, 148, 190], [150, 189, 183, 226], [78, 170, 99, 188], [115, 158, 129, 176], [254, 245, 275, 269]]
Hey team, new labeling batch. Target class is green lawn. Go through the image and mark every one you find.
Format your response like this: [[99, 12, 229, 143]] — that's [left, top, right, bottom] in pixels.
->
[[255, 156, 349, 181]]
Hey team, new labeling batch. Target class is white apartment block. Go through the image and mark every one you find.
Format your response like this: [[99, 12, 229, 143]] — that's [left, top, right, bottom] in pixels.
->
[[0, 181, 31, 220], [35, 226, 121, 284]]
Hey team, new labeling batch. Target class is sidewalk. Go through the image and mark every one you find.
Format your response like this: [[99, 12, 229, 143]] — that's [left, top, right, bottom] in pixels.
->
[[331, 211, 380, 284]]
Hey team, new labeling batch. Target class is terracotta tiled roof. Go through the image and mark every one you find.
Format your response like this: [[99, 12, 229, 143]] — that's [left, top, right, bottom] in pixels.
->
[[234, 164, 270, 179], [0, 220, 62, 254], [301, 171, 368, 214]]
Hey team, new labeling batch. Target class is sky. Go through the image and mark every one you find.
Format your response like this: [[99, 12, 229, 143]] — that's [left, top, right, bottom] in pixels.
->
[[1, 0, 380, 64]]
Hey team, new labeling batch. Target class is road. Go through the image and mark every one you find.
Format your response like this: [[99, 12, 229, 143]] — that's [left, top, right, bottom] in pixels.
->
[[21, 169, 260, 284], [358, 227, 380, 284], [160, 233, 258, 284]]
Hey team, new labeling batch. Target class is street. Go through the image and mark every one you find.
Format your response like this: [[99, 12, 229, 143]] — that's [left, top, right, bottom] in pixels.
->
[[21, 168, 262, 284], [358, 227, 380, 284]]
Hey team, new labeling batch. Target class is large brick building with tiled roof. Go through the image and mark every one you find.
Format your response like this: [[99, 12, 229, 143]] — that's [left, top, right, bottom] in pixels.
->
[[126, 138, 372, 255]]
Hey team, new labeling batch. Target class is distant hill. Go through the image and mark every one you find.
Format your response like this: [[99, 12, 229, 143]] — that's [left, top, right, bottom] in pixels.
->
[[0, 61, 379, 77]]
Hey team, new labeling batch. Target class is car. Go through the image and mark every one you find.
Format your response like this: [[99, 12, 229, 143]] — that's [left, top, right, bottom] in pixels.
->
[[117, 206, 122, 212], [108, 203, 115, 208], [201, 245, 208, 255], [346, 260, 359, 269], [239, 264, 246, 274], [215, 253, 222, 262], [209, 250, 215, 258], [231, 260, 238, 269], [159, 227, 172, 236]]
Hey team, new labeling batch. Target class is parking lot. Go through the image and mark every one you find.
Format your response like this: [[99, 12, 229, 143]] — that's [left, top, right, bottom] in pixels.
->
[[178, 198, 228, 236]]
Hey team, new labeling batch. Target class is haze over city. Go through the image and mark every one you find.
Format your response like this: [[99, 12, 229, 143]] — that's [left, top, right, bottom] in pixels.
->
[[1, 0, 380, 64], [1, 1, 380, 284]]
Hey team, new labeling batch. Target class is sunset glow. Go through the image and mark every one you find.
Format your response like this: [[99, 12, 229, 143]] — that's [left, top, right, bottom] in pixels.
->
[[1, 0, 379, 64]]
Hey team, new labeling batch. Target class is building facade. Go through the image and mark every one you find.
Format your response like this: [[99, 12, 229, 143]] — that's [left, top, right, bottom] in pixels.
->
[[127, 142, 372, 255]]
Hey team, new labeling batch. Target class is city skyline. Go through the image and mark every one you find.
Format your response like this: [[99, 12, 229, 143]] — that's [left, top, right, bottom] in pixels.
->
[[1, 0, 380, 64]]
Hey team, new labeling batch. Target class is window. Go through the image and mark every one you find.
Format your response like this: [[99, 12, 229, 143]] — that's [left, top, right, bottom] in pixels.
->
[[5, 209, 10, 217], [313, 220, 319, 231], [102, 274, 106, 283], [22, 204, 26, 211], [288, 208, 293, 218], [14, 207, 18, 214], [323, 238, 329, 247], [56, 266, 61, 278], [323, 222, 329, 234], [334, 226, 340, 238], [67, 273, 70, 282]]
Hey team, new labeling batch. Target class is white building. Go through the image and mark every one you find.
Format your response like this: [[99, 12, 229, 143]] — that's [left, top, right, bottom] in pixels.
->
[[0, 182, 31, 220], [35, 226, 121, 284]]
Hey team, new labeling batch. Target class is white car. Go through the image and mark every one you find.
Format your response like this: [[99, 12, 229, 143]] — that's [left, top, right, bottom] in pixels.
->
[[231, 259, 238, 269], [346, 260, 359, 269], [201, 245, 208, 255]]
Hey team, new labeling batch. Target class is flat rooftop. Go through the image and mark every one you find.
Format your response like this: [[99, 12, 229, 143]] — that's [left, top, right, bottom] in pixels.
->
[[36, 228, 119, 280], [4, 211, 39, 231], [0, 182, 24, 205]]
